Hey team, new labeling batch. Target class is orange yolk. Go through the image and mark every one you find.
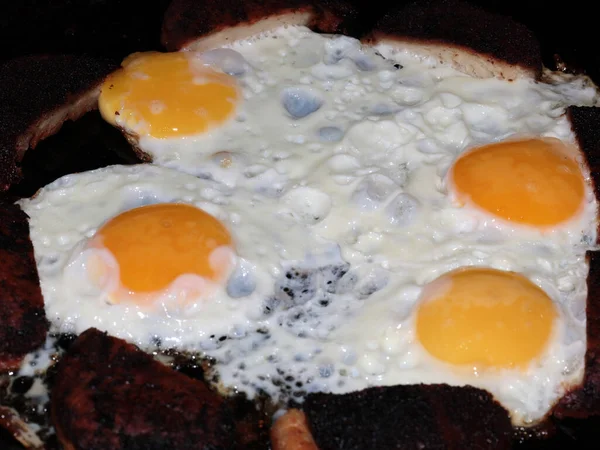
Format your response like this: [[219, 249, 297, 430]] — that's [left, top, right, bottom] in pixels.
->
[[98, 51, 239, 138], [449, 138, 586, 227], [416, 268, 556, 370], [89, 204, 233, 300]]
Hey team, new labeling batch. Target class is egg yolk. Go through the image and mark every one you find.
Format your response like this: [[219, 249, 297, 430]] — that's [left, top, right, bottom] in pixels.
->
[[416, 268, 556, 369], [449, 138, 585, 227], [89, 203, 233, 300], [98, 51, 239, 138]]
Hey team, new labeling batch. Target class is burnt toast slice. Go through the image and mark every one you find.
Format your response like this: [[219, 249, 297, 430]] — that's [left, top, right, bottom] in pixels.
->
[[0, 55, 117, 191], [51, 328, 268, 450], [161, 0, 359, 52], [363, 0, 542, 80], [0, 202, 48, 372], [271, 384, 513, 450]]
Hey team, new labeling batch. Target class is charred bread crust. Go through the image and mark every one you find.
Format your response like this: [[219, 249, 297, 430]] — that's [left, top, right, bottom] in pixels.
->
[[161, 0, 359, 52], [302, 384, 513, 450], [553, 250, 600, 418], [0, 201, 48, 372], [0, 55, 117, 191], [51, 328, 246, 450], [364, 0, 542, 80]]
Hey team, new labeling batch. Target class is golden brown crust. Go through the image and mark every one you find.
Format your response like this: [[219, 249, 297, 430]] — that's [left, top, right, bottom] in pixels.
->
[[364, 0, 542, 80], [271, 409, 318, 450], [51, 328, 264, 450], [161, 0, 359, 52], [0, 201, 48, 372], [0, 55, 117, 191]]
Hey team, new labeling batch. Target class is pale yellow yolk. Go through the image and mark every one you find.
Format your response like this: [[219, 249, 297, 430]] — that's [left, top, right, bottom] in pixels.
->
[[98, 51, 239, 138], [90, 204, 233, 300], [416, 268, 557, 370], [449, 138, 586, 227]]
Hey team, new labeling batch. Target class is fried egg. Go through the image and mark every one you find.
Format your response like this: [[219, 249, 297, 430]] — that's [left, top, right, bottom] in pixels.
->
[[99, 51, 240, 139], [447, 137, 588, 229], [19, 25, 600, 427], [21, 166, 250, 349], [20, 164, 361, 352]]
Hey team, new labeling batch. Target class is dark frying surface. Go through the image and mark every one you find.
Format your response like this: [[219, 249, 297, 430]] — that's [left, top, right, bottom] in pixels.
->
[[367, 0, 542, 78], [162, 0, 360, 51], [0, 1, 599, 449], [51, 328, 268, 450], [0, 202, 49, 371]]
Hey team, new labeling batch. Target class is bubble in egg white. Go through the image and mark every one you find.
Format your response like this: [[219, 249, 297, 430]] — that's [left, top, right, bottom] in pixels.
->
[[439, 92, 462, 108], [416, 138, 443, 155], [353, 54, 377, 72], [317, 126, 345, 142], [312, 59, 356, 80], [226, 260, 257, 298], [346, 120, 412, 158], [323, 36, 359, 65], [355, 266, 390, 298], [288, 36, 324, 68], [359, 352, 386, 375], [461, 102, 510, 135], [370, 102, 400, 116], [352, 173, 397, 210], [281, 86, 323, 118], [327, 153, 360, 174], [386, 193, 420, 227], [318, 360, 335, 378], [197, 48, 249, 76], [281, 186, 332, 224], [246, 167, 288, 197], [390, 85, 423, 105], [380, 327, 412, 355]]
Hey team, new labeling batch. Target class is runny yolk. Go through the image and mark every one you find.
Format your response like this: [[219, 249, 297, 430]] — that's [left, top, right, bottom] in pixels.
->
[[449, 138, 586, 227], [89, 203, 233, 297], [98, 51, 239, 138], [416, 268, 557, 370]]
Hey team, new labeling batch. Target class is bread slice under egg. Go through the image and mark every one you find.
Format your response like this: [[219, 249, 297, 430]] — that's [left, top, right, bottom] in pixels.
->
[[271, 384, 514, 450], [162, 0, 543, 81], [50, 328, 268, 450], [362, 0, 543, 81], [0, 55, 118, 192], [160, 0, 360, 52], [0, 202, 48, 372]]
